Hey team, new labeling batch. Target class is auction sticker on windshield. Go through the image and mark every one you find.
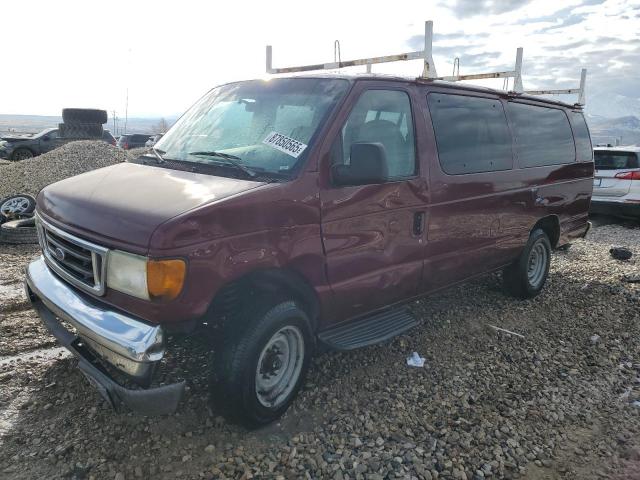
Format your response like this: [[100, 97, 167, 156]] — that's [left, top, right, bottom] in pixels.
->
[[263, 132, 308, 158]]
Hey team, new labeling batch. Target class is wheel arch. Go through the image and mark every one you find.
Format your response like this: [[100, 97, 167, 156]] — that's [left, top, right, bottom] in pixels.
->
[[207, 267, 320, 333], [531, 214, 560, 248]]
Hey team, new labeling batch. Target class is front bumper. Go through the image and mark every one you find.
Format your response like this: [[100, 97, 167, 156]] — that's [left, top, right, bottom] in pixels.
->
[[590, 199, 640, 218], [25, 256, 184, 415]]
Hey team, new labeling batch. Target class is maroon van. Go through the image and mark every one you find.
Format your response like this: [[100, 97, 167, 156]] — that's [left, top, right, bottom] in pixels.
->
[[25, 75, 593, 423]]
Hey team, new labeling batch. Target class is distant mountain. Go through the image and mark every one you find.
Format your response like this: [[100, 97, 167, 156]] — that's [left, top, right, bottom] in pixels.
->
[[587, 115, 640, 146]]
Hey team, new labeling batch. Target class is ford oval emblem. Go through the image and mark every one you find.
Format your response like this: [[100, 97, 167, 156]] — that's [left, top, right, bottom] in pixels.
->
[[50, 246, 65, 262]]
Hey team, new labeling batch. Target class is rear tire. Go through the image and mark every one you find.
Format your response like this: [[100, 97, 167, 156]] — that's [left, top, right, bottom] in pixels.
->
[[503, 228, 551, 299], [212, 300, 313, 426], [58, 123, 104, 139]]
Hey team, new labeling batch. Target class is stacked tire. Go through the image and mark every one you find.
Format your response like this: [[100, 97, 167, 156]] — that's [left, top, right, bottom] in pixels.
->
[[0, 194, 38, 244], [58, 108, 107, 140], [0, 218, 38, 244]]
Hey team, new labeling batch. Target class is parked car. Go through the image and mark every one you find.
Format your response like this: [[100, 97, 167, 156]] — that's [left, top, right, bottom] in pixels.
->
[[117, 133, 151, 150], [25, 75, 593, 424], [102, 130, 117, 146], [0, 128, 118, 160], [590, 146, 640, 219], [0, 128, 59, 160], [146, 134, 164, 148]]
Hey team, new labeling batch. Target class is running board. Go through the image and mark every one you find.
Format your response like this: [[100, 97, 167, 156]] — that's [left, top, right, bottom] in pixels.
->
[[318, 307, 419, 351]]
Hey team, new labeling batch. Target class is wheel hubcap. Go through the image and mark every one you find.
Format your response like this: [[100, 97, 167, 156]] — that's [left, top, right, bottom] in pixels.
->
[[255, 326, 304, 408], [1, 197, 31, 217], [527, 241, 548, 288]]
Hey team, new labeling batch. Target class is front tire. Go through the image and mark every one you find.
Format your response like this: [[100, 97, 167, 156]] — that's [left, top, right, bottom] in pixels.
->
[[11, 148, 33, 161], [213, 300, 313, 425], [503, 228, 551, 299]]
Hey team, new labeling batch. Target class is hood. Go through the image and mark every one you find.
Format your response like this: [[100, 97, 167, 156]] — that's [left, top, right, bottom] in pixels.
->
[[1, 135, 32, 142], [38, 162, 266, 251]]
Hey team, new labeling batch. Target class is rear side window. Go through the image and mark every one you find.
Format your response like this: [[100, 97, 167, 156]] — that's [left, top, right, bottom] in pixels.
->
[[507, 103, 575, 167], [569, 111, 592, 162], [427, 93, 512, 175], [594, 151, 639, 170]]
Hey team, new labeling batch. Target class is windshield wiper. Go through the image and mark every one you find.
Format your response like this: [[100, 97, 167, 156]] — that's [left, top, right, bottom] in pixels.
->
[[188, 151, 257, 178], [151, 147, 166, 164], [140, 147, 166, 165]]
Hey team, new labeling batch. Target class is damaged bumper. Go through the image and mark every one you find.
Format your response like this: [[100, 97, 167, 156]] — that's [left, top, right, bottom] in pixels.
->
[[25, 256, 184, 415]]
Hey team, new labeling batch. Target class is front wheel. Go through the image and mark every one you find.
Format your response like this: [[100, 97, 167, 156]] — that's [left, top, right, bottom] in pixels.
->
[[11, 148, 33, 161], [213, 300, 313, 425], [503, 228, 551, 299]]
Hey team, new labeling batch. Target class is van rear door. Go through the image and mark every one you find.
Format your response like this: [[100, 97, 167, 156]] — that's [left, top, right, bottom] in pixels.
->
[[594, 150, 638, 197]]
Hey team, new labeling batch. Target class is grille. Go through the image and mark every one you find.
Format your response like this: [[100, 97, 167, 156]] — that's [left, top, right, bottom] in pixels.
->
[[36, 215, 108, 295]]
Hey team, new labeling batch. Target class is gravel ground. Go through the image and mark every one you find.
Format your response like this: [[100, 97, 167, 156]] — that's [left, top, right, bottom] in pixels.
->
[[1, 221, 639, 480], [0, 141, 139, 199]]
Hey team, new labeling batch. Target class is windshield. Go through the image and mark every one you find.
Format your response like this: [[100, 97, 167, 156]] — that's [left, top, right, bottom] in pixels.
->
[[36, 129, 54, 138], [155, 78, 349, 178]]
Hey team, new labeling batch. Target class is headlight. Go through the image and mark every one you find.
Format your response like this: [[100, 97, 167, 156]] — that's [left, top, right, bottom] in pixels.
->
[[107, 250, 186, 301]]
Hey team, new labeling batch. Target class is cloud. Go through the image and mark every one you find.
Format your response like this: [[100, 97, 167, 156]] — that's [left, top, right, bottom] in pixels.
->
[[444, 0, 532, 17], [405, 0, 640, 117], [534, 13, 589, 33], [406, 32, 490, 51], [545, 40, 592, 50]]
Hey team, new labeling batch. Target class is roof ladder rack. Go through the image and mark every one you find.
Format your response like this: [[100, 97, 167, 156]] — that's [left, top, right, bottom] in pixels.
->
[[266, 21, 438, 77], [265, 20, 587, 105], [524, 68, 587, 105]]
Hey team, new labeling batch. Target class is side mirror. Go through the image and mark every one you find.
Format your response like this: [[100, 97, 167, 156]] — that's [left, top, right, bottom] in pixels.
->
[[42, 135, 49, 141], [331, 142, 388, 186]]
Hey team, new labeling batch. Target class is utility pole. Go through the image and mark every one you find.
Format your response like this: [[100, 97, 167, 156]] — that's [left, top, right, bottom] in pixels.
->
[[124, 48, 131, 135], [112, 110, 117, 135], [124, 88, 129, 136]]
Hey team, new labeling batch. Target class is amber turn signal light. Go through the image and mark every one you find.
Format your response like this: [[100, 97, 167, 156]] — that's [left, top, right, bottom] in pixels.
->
[[147, 259, 186, 301]]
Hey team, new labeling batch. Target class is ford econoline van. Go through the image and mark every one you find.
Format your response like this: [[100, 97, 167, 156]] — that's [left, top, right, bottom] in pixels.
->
[[25, 75, 593, 424]]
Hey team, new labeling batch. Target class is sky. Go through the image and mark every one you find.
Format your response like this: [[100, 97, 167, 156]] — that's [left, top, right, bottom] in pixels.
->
[[1, 0, 639, 118]]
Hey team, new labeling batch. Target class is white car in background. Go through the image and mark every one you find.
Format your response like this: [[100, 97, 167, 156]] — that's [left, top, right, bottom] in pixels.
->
[[591, 146, 640, 219]]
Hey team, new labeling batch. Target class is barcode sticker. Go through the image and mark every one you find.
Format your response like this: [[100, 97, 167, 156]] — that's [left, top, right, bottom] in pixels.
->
[[262, 132, 308, 158]]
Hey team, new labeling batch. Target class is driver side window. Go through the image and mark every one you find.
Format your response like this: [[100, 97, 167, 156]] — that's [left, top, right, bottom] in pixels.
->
[[334, 89, 416, 180]]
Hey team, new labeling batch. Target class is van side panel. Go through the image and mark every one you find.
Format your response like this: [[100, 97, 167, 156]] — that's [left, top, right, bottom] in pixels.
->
[[531, 162, 593, 244], [420, 89, 592, 293], [420, 90, 531, 291]]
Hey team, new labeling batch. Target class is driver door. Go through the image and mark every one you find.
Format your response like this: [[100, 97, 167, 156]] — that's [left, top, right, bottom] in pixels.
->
[[319, 86, 427, 324]]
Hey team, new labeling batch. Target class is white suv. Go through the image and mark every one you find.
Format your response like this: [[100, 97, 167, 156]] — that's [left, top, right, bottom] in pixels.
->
[[591, 146, 640, 219]]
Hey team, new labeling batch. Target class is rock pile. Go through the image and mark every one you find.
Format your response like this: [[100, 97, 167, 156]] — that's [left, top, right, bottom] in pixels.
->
[[0, 141, 132, 199]]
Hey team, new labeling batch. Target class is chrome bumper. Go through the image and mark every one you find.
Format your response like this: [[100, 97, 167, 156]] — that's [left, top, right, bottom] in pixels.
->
[[25, 256, 184, 414]]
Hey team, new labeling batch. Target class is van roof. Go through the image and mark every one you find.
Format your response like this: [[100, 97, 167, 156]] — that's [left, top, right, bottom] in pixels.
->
[[267, 73, 583, 110]]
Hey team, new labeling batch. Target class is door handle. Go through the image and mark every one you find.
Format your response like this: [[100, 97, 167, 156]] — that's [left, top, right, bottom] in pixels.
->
[[413, 211, 426, 236]]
